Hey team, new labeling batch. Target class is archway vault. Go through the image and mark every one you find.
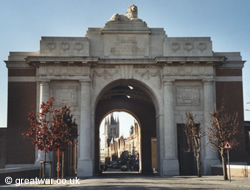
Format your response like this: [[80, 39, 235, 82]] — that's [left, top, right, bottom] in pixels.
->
[[94, 79, 158, 175]]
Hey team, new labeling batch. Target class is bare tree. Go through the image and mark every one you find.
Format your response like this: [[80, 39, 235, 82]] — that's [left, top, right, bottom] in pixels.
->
[[184, 112, 205, 177], [208, 101, 240, 180]]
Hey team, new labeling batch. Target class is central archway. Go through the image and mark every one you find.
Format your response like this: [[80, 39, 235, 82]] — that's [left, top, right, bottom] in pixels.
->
[[94, 79, 158, 175]]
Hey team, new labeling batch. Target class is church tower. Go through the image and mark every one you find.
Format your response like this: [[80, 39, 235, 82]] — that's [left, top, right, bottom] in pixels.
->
[[104, 113, 120, 158]]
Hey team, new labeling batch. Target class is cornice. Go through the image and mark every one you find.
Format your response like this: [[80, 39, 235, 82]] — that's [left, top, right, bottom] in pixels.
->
[[155, 56, 226, 65], [26, 56, 99, 66]]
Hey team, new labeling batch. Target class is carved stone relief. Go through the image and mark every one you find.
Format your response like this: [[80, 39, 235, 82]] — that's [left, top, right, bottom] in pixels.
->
[[45, 42, 85, 52], [170, 43, 180, 52], [52, 87, 78, 107], [74, 42, 84, 51], [163, 66, 213, 76], [46, 42, 56, 51], [197, 42, 207, 52], [40, 37, 89, 56], [51, 85, 80, 124], [38, 66, 90, 76], [104, 35, 149, 57], [176, 86, 200, 106], [184, 42, 193, 51], [166, 40, 210, 55], [135, 69, 162, 89], [61, 42, 70, 51], [92, 69, 119, 88]]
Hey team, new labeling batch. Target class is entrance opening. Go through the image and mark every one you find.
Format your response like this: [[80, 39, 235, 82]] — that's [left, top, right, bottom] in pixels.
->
[[95, 80, 157, 175], [177, 124, 197, 175], [99, 111, 141, 174]]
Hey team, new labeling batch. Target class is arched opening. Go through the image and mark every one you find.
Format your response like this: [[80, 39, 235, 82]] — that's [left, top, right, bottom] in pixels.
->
[[99, 111, 142, 173], [94, 79, 158, 175]]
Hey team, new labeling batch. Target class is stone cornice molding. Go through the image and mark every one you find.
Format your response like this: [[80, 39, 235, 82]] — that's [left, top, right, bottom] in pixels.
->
[[215, 76, 242, 82], [162, 78, 175, 85], [101, 30, 151, 34], [38, 76, 91, 81], [155, 56, 226, 65], [79, 78, 91, 84], [38, 79, 51, 84], [97, 58, 156, 65], [202, 78, 215, 83], [218, 61, 245, 69], [26, 56, 99, 66], [23, 56, 230, 67], [5, 61, 32, 69]]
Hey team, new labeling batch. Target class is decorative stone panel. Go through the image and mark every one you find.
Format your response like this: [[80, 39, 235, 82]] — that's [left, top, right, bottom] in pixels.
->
[[52, 87, 78, 107], [104, 34, 149, 58], [40, 37, 89, 56], [38, 66, 90, 77], [176, 86, 200, 106], [134, 69, 162, 89], [50, 82, 80, 125], [92, 69, 119, 89], [163, 66, 214, 76], [164, 37, 213, 56]]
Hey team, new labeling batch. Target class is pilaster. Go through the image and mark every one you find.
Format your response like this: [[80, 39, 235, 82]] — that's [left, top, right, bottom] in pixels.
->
[[203, 79, 220, 174], [35, 80, 51, 164], [162, 79, 179, 175], [77, 79, 93, 177]]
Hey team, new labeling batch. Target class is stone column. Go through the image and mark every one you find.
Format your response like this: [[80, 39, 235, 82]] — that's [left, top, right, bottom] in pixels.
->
[[162, 79, 179, 175], [77, 80, 93, 177], [35, 81, 50, 164], [203, 79, 220, 174]]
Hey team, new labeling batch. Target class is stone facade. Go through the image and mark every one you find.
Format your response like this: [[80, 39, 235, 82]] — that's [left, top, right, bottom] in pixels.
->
[[4, 5, 246, 177]]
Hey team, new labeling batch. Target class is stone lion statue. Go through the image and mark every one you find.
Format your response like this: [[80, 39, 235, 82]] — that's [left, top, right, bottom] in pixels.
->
[[109, 5, 142, 22]]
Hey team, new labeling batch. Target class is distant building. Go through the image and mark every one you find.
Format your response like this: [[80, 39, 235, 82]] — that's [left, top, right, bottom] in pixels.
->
[[125, 121, 140, 158], [104, 113, 119, 160], [105, 119, 141, 165]]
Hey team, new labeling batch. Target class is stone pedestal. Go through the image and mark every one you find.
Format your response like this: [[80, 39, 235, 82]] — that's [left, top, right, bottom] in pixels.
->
[[77, 160, 93, 177], [163, 159, 179, 176]]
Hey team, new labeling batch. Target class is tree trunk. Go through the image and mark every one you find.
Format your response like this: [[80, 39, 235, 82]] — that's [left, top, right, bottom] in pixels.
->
[[62, 151, 64, 179], [196, 153, 202, 177], [221, 150, 228, 180], [43, 151, 46, 181]]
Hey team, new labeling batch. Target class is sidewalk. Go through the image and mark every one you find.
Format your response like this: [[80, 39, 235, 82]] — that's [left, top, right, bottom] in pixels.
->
[[1, 175, 250, 189]]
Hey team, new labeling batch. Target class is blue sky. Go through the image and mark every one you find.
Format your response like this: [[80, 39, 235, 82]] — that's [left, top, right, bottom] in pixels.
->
[[0, 0, 250, 127]]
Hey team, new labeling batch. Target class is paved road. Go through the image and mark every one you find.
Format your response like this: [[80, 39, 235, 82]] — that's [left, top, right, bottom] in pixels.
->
[[1, 172, 250, 189]]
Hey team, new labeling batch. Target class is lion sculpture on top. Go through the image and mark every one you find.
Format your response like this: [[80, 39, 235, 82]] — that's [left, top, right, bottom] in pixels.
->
[[109, 5, 142, 22]]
